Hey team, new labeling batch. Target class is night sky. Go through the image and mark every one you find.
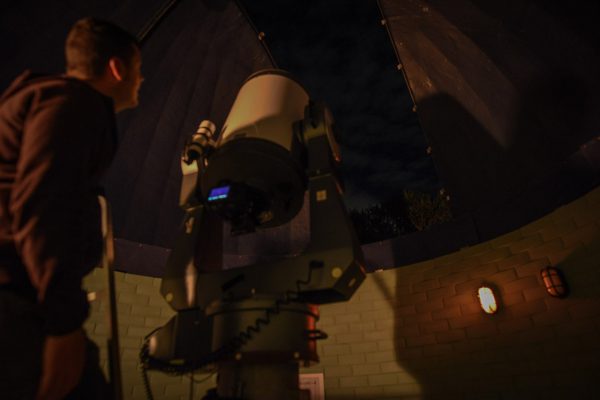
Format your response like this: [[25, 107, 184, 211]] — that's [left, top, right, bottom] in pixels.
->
[[240, 0, 441, 210]]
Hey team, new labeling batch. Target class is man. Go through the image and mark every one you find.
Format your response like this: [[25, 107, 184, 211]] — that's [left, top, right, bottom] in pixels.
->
[[0, 18, 143, 399]]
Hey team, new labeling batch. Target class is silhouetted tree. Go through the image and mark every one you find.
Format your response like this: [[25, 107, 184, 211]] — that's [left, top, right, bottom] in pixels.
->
[[403, 189, 452, 231], [349, 195, 414, 243], [350, 189, 453, 243]]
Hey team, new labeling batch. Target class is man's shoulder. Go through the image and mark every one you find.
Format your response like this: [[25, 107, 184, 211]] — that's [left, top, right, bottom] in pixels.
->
[[2, 71, 65, 99], [2, 71, 101, 105]]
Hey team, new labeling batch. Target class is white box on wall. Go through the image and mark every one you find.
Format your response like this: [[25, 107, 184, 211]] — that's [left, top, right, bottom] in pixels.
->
[[300, 373, 325, 400]]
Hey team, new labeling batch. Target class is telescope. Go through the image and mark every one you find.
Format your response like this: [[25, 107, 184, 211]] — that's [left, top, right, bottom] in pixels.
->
[[143, 70, 365, 399]]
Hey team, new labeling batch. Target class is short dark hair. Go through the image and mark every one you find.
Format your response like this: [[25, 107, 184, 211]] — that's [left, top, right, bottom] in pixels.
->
[[65, 17, 139, 78]]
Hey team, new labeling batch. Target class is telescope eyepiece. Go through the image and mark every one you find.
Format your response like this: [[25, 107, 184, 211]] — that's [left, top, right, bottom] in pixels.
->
[[182, 120, 217, 164]]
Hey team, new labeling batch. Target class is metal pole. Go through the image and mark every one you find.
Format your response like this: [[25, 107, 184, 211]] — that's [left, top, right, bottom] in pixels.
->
[[136, 0, 181, 44], [98, 195, 122, 400]]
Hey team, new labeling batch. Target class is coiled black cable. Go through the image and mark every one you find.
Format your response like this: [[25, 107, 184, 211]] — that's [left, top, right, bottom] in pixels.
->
[[139, 261, 324, 399]]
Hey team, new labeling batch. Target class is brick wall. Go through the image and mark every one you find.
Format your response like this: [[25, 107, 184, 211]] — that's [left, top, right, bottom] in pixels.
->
[[84, 186, 600, 399], [83, 273, 216, 399], [302, 186, 600, 399]]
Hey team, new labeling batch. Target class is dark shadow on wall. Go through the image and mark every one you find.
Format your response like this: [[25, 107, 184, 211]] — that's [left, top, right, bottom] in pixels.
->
[[379, 232, 600, 400], [388, 82, 600, 268], [507, 71, 593, 181], [419, 74, 595, 220], [557, 234, 600, 300]]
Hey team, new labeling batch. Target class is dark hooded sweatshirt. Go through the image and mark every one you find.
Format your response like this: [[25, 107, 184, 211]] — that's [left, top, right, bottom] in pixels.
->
[[0, 71, 117, 335]]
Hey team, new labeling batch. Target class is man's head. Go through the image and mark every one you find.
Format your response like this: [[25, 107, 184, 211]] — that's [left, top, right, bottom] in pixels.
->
[[65, 18, 143, 112]]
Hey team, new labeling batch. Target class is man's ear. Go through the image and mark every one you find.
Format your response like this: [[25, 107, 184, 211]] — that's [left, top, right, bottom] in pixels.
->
[[107, 57, 126, 82]]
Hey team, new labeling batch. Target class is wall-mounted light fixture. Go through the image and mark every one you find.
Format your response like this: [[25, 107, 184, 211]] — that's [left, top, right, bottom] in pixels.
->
[[541, 266, 568, 298], [477, 286, 498, 314]]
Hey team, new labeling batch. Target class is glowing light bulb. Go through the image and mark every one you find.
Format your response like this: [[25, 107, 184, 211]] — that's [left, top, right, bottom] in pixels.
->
[[478, 286, 498, 314]]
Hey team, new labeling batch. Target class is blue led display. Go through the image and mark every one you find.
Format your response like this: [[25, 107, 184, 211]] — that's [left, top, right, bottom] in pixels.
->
[[207, 185, 231, 202]]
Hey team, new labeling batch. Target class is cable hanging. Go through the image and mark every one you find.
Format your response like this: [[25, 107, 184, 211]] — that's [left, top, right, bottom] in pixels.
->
[[139, 261, 325, 399]]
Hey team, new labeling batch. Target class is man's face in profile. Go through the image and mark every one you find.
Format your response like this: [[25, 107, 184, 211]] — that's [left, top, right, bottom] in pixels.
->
[[115, 46, 143, 111]]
